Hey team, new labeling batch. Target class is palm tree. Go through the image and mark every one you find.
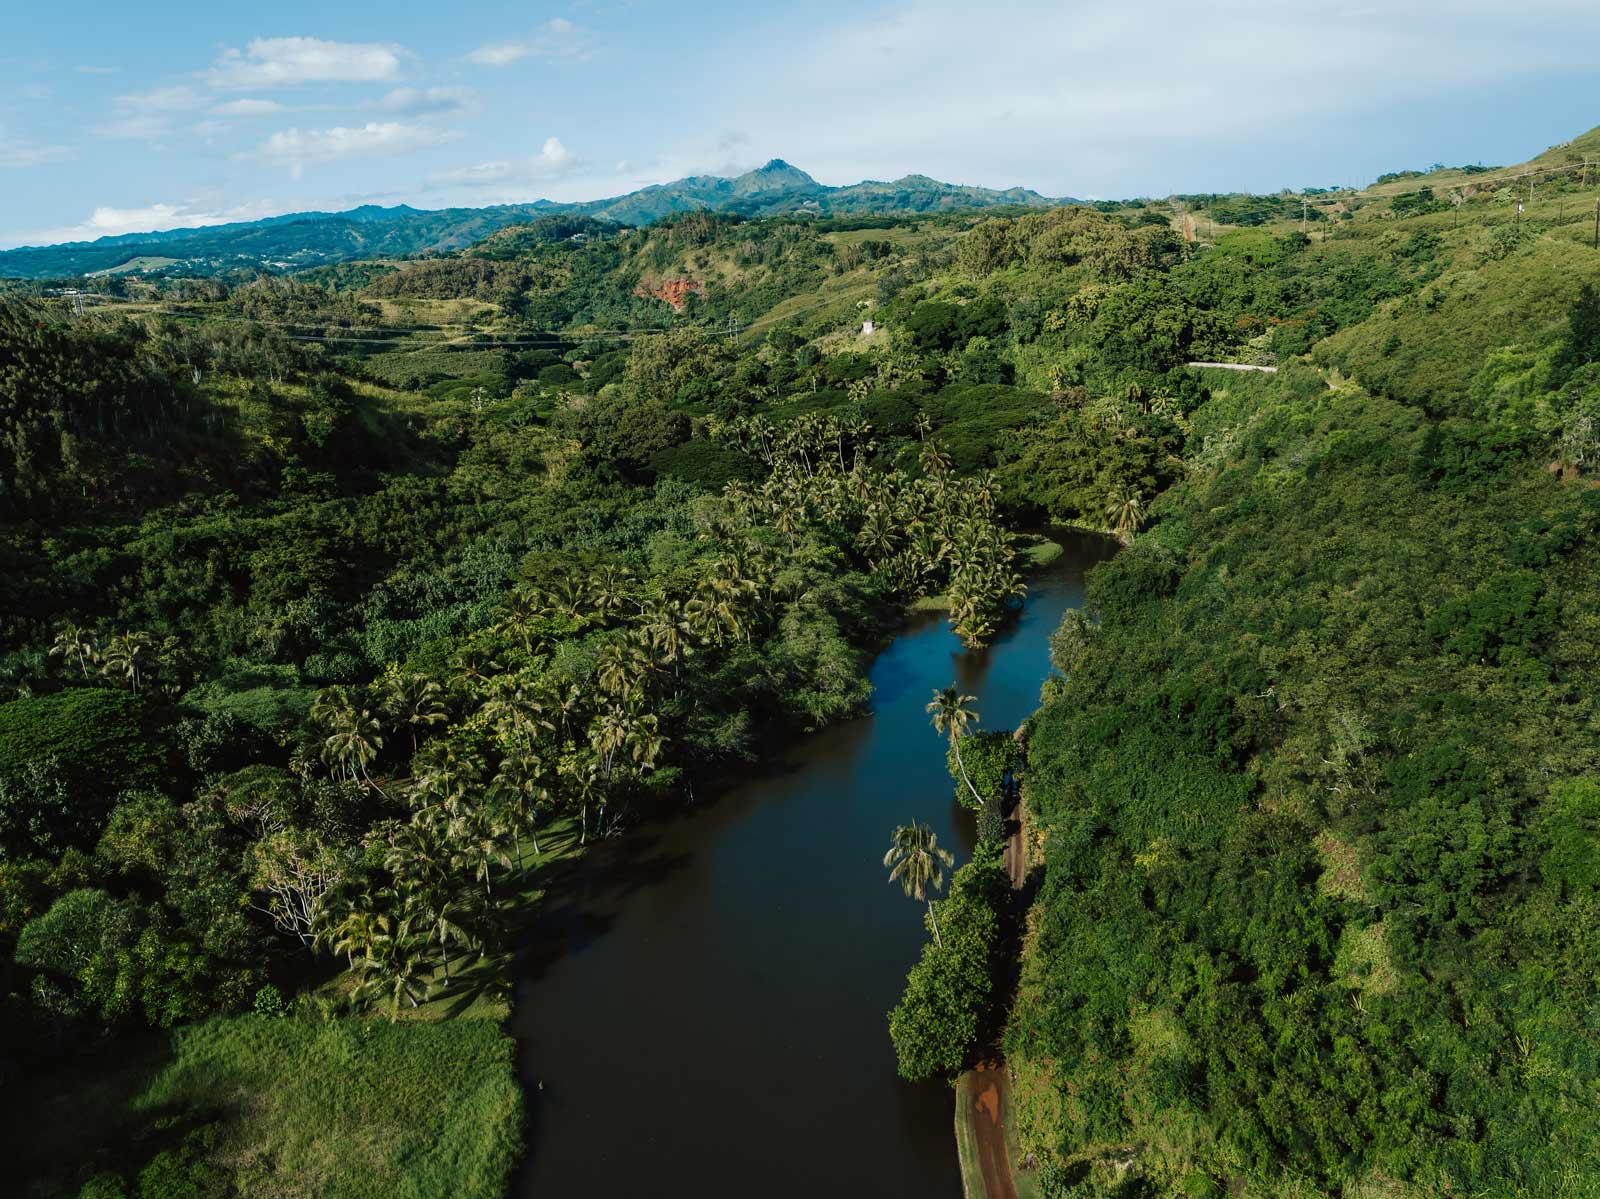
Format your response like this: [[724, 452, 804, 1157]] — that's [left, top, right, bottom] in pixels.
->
[[412, 885, 474, 986], [492, 594, 539, 656], [639, 598, 696, 677], [927, 685, 984, 807], [587, 566, 637, 622], [99, 631, 153, 692], [562, 756, 604, 845], [325, 892, 380, 968], [883, 822, 955, 948], [311, 687, 385, 792], [481, 680, 554, 743], [547, 575, 591, 624], [380, 819, 449, 893], [448, 650, 504, 702], [859, 508, 898, 560], [492, 746, 548, 862], [407, 740, 483, 819], [551, 683, 586, 746], [48, 622, 96, 679], [919, 440, 952, 480], [457, 807, 515, 901], [594, 641, 650, 702], [354, 910, 434, 1021], [1106, 484, 1146, 544], [381, 670, 447, 755]]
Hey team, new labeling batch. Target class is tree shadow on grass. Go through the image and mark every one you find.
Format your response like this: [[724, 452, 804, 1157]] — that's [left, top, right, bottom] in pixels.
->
[[0, 1030, 239, 1199]]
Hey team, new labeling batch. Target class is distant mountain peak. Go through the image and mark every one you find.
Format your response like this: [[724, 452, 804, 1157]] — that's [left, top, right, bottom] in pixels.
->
[[731, 159, 818, 194]]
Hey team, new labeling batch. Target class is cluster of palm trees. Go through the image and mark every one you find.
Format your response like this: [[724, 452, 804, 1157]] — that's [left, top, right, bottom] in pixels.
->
[[716, 410, 875, 476], [48, 624, 171, 694], [287, 542, 808, 1015], [716, 414, 1026, 647]]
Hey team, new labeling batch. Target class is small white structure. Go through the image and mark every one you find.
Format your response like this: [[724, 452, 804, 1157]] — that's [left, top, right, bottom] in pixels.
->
[[861, 319, 876, 335]]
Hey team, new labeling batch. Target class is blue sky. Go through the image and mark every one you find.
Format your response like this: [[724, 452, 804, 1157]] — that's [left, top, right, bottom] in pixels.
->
[[1, 0, 1596, 248]]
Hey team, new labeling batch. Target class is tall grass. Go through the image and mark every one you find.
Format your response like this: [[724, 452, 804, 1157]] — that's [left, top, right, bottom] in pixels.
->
[[5, 1015, 523, 1199]]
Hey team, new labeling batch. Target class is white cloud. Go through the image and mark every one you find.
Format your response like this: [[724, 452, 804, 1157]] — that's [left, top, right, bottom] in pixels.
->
[[0, 130, 74, 168], [75, 65, 119, 75], [94, 85, 205, 141], [371, 86, 473, 117], [467, 43, 530, 67], [20, 198, 283, 246], [253, 121, 458, 177], [429, 136, 582, 189], [467, 19, 591, 67], [208, 37, 408, 88], [431, 160, 514, 185], [210, 98, 288, 118], [536, 136, 576, 172]]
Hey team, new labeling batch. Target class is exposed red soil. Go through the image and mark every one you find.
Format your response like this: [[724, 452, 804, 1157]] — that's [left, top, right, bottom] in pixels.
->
[[633, 278, 703, 311]]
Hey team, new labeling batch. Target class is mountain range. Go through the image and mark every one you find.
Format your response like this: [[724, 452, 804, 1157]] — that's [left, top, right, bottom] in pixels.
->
[[0, 161, 1068, 280]]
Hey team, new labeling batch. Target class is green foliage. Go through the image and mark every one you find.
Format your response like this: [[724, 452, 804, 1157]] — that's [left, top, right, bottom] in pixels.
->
[[1539, 777, 1600, 895], [1008, 364, 1600, 1194], [0, 300, 193, 517], [0, 690, 162, 806], [8, 129, 1600, 1198], [1315, 239, 1591, 415], [889, 850, 1007, 1080], [251, 983, 288, 1018], [947, 730, 1013, 812], [1425, 568, 1556, 663], [647, 439, 761, 489]]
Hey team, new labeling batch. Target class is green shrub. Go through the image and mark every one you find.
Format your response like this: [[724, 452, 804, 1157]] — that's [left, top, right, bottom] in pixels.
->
[[252, 984, 288, 1019], [648, 440, 761, 489]]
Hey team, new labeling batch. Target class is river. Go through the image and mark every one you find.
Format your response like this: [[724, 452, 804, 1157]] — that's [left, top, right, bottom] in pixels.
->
[[512, 530, 1115, 1196]]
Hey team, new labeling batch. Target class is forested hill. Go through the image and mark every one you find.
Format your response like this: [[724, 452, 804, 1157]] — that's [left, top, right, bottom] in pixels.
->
[[2, 120, 1600, 1199], [0, 159, 1064, 280]]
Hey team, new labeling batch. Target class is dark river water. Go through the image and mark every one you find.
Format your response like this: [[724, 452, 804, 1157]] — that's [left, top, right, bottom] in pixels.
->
[[512, 531, 1115, 1197]]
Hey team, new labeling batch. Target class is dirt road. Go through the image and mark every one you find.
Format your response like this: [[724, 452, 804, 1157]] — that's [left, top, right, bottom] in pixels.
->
[[959, 1064, 1018, 1199]]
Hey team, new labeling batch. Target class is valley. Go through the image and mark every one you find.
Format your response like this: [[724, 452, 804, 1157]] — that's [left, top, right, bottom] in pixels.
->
[[2, 119, 1600, 1199]]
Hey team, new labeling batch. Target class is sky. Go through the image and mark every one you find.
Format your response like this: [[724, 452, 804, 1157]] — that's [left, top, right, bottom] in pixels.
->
[[1, 0, 1597, 249]]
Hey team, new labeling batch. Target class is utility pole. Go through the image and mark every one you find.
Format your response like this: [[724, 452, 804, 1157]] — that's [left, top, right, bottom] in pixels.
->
[[1301, 196, 1308, 234], [1593, 197, 1599, 250]]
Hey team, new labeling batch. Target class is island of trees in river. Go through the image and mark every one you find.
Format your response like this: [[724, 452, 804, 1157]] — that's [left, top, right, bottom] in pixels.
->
[[4, 120, 1600, 1198]]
